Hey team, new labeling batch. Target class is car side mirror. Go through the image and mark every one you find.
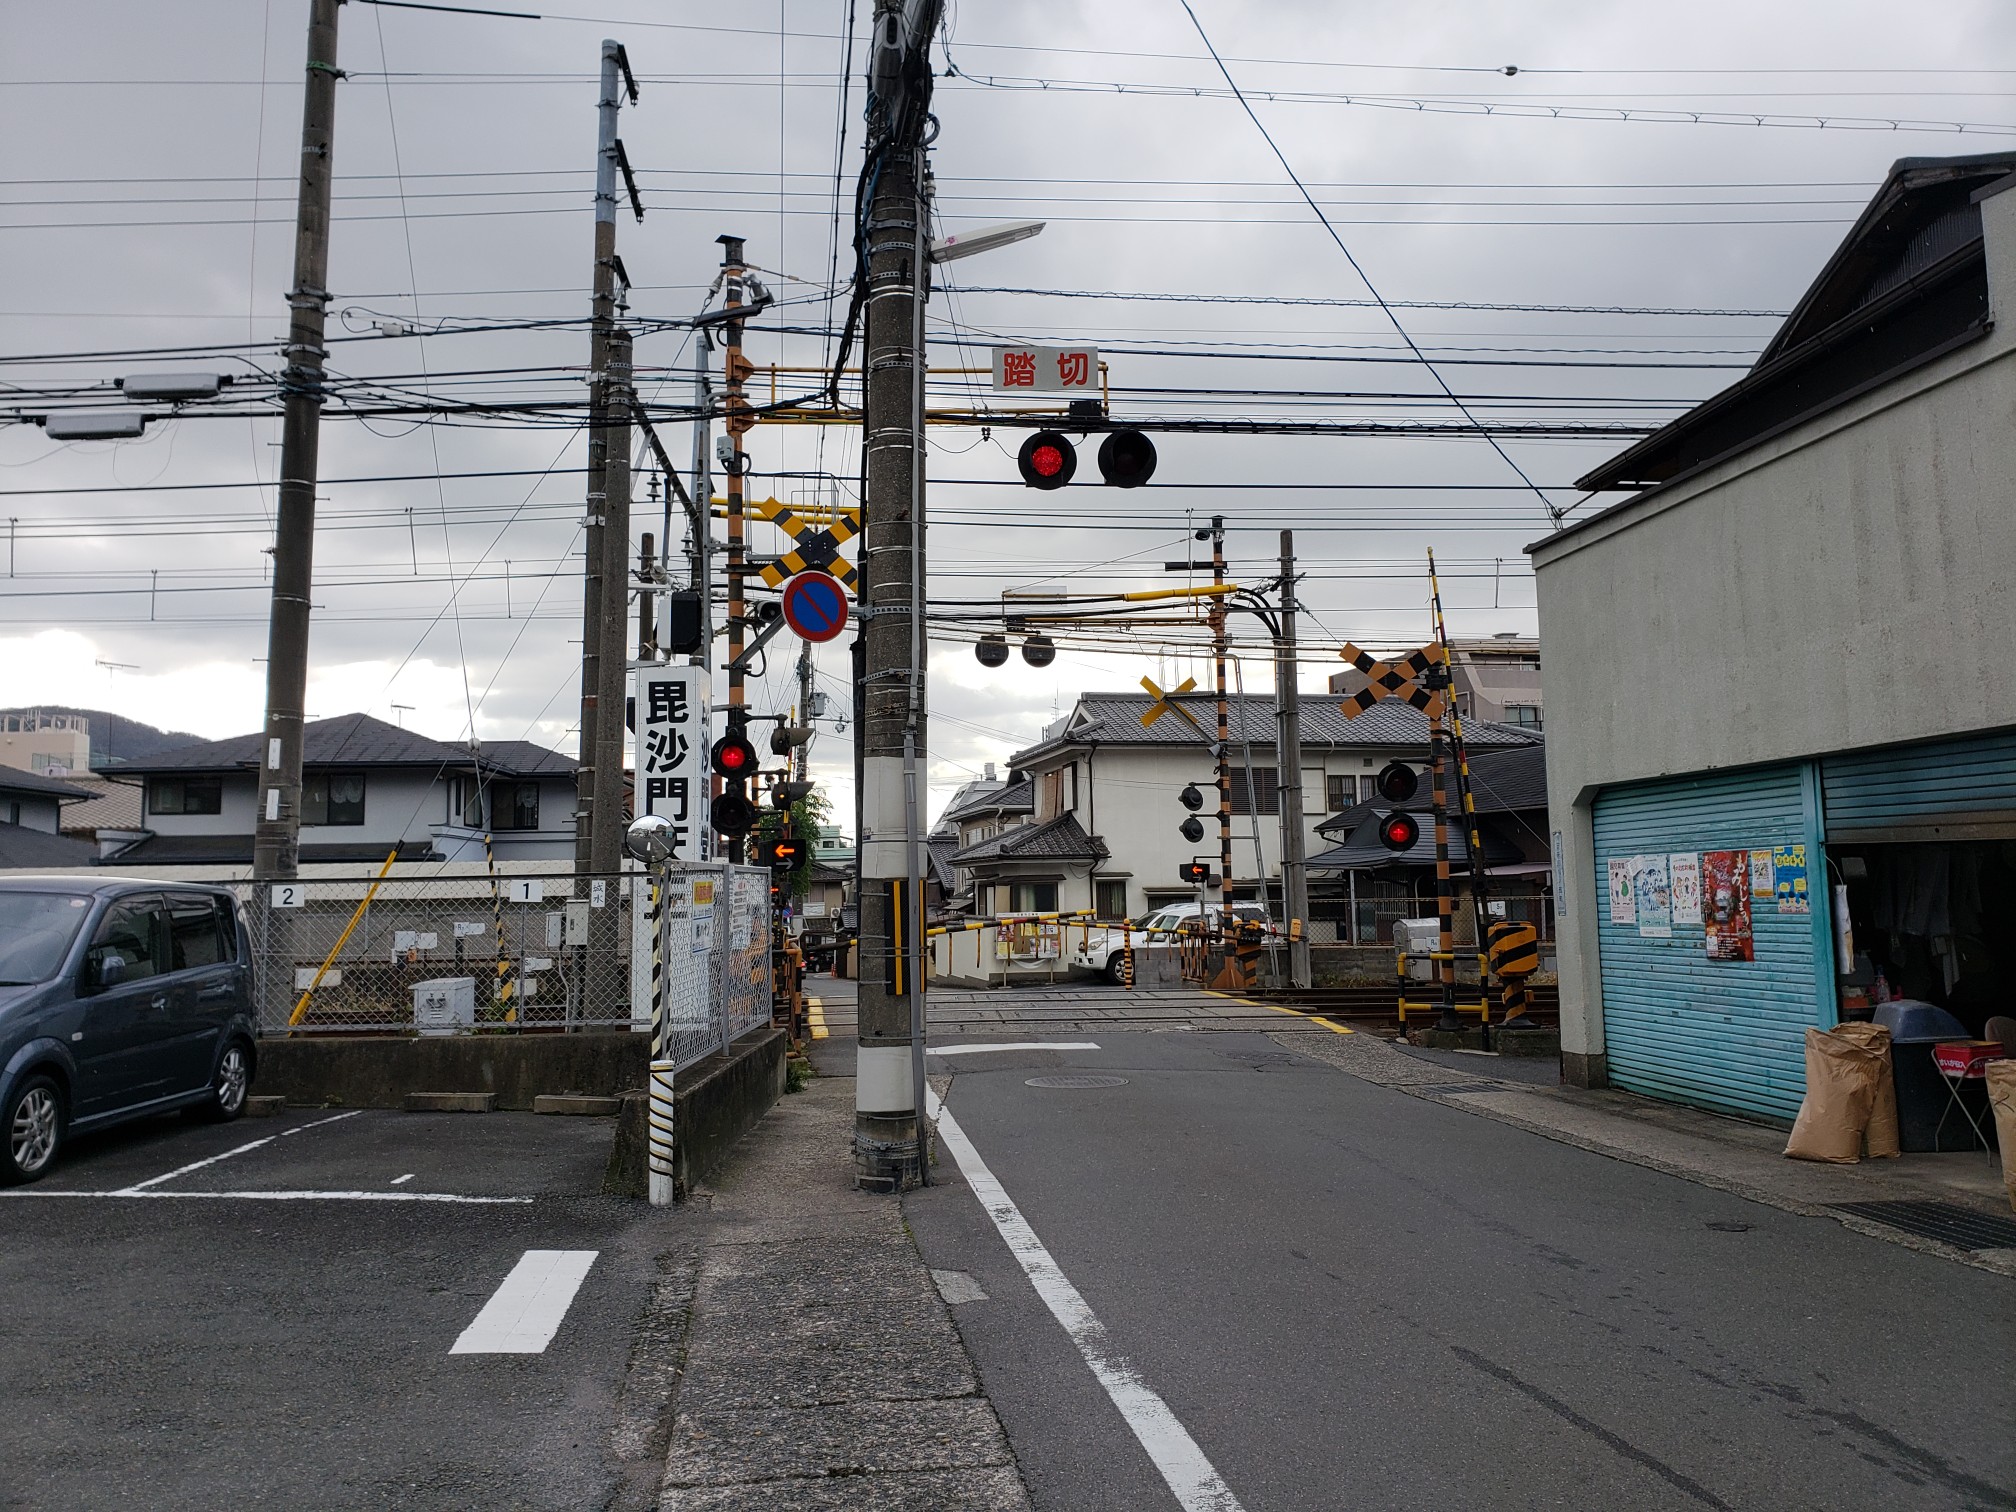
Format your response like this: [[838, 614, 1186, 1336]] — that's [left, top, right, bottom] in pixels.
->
[[93, 953, 126, 990]]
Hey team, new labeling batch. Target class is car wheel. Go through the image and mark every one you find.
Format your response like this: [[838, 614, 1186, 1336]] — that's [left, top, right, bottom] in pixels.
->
[[3, 1073, 64, 1185], [189, 1039, 253, 1123], [1103, 953, 1129, 986]]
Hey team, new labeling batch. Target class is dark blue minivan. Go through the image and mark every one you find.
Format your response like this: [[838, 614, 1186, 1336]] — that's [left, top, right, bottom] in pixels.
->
[[0, 876, 257, 1184]]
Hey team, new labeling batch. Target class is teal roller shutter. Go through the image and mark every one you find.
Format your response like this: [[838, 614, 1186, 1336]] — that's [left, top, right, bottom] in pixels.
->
[[1821, 726, 2016, 841], [1591, 763, 1830, 1121]]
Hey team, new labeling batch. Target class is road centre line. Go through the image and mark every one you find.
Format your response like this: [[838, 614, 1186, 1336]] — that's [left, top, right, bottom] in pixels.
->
[[450, 1249, 599, 1354], [927, 1041, 1101, 1057], [924, 1085, 1247, 1512]]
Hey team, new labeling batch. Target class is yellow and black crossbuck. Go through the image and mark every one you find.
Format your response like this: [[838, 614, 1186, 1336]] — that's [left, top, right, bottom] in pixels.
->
[[756, 500, 860, 591], [1337, 641, 1444, 719]]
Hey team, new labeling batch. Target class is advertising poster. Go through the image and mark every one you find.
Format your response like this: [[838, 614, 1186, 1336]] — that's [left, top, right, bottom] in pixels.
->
[[1773, 843, 1810, 914], [1668, 853, 1703, 927], [1702, 850, 1755, 962], [1633, 855, 1673, 938], [1749, 848, 1776, 901], [1606, 857, 1637, 925]]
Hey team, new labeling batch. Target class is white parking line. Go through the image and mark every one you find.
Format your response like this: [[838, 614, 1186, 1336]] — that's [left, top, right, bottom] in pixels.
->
[[116, 1136, 276, 1193], [450, 1250, 600, 1354], [280, 1111, 365, 1137], [927, 1041, 1101, 1058], [4, 1188, 531, 1204], [391, 1173, 415, 1185], [925, 1085, 1246, 1512]]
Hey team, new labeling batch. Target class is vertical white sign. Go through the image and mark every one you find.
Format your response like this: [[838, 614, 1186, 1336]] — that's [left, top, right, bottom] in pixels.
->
[[633, 665, 711, 864]]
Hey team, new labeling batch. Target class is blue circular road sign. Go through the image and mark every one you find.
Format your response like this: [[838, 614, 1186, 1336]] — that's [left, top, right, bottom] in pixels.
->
[[781, 569, 850, 643]]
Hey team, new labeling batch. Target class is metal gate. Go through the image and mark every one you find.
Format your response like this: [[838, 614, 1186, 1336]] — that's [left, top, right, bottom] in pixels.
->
[[1591, 763, 1833, 1121], [1821, 725, 2016, 842]]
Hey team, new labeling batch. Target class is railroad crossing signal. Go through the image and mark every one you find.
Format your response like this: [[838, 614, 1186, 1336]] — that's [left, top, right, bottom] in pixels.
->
[[755, 498, 860, 591], [1015, 429, 1158, 490], [1337, 641, 1444, 718], [1139, 674, 1198, 727], [1374, 760, 1420, 803], [1378, 811, 1421, 851]]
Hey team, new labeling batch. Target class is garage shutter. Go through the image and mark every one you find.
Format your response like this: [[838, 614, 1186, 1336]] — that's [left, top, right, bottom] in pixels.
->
[[1821, 726, 2016, 842], [1591, 764, 1828, 1122]]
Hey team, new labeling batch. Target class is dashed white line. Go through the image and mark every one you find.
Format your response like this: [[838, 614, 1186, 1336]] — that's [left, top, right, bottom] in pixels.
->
[[927, 1041, 1101, 1058], [926, 1085, 1246, 1512], [281, 1110, 365, 1137], [115, 1136, 276, 1193], [450, 1250, 600, 1354], [391, 1173, 415, 1186]]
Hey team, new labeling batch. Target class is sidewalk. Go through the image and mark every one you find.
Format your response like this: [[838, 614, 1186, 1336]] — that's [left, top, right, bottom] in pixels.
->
[[654, 1073, 1032, 1511], [1274, 1025, 2016, 1280]]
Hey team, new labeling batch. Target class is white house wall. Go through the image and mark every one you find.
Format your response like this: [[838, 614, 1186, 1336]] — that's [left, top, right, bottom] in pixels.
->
[[1532, 178, 2016, 1080]]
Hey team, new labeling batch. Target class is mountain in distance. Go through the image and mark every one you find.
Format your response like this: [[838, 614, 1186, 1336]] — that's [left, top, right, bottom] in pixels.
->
[[0, 706, 204, 769]]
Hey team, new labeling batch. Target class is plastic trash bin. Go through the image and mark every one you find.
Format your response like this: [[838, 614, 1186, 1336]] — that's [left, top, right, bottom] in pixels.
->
[[1873, 999, 1971, 1152]]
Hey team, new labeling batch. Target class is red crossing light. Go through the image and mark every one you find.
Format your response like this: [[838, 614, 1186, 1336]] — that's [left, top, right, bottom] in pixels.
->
[[1017, 431, 1077, 490], [711, 731, 757, 777], [1378, 812, 1421, 852]]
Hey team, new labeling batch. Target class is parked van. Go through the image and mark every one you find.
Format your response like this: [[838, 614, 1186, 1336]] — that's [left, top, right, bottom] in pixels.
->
[[0, 877, 257, 1184], [1066, 901, 1274, 983]]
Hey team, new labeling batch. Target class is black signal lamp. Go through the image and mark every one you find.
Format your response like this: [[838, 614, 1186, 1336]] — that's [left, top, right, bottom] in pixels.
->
[[1096, 429, 1157, 488], [1374, 760, 1419, 803], [711, 789, 758, 838], [1021, 634, 1056, 668], [1378, 811, 1421, 852], [1017, 431, 1076, 490], [711, 728, 758, 778], [1178, 782, 1204, 811], [1179, 816, 1204, 844], [975, 633, 1010, 668]]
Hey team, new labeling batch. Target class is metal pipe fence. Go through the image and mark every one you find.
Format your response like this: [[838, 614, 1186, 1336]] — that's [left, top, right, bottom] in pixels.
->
[[244, 865, 771, 1073]]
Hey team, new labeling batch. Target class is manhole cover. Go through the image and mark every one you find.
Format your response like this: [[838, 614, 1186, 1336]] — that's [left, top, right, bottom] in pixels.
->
[[1025, 1074, 1130, 1089], [1833, 1200, 2016, 1252]]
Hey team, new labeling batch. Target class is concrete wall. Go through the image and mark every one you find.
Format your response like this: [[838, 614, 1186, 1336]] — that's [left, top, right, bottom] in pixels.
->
[[603, 1027, 786, 1200], [250, 1030, 652, 1110], [1531, 180, 2016, 1085], [1, 792, 63, 834]]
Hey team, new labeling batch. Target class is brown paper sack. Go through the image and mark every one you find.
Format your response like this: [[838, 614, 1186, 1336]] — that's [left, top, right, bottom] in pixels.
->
[[1831, 1021, 1900, 1158], [1785, 1027, 1883, 1163], [1988, 1060, 2016, 1213]]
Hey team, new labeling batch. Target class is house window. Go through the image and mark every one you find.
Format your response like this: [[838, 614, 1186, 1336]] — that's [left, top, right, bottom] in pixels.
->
[[301, 772, 366, 827], [1094, 879, 1128, 920], [1227, 768, 1278, 815], [447, 776, 484, 828], [148, 776, 222, 816], [1504, 704, 1543, 729], [1360, 773, 1383, 803], [1326, 774, 1355, 811], [493, 782, 540, 831], [1008, 882, 1058, 914]]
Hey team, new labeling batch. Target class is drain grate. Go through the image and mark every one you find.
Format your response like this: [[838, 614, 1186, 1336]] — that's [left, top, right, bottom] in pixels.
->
[[1833, 1200, 2016, 1252], [1025, 1074, 1130, 1089]]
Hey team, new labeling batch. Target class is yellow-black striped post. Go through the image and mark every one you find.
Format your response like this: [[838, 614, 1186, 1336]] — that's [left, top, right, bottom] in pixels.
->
[[486, 832, 515, 1021], [1429, 695, 1460, 1031], [1487, 919, 1541, 1028], [1428, 549, 1497, 1029], [647, 872, 675, 1205]]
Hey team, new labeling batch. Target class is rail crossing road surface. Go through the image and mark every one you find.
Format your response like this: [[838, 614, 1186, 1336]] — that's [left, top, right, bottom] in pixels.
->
[[809, 976, 2016, 1512], [0, 1105, 682, 1511]]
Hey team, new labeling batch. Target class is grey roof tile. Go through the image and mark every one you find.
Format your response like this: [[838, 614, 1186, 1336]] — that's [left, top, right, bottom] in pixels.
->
[[951, 813, 1105, 865], [0, 764, 98, 802]]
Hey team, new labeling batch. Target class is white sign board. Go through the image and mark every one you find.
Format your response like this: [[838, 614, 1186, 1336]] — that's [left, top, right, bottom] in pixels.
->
[[990, 344, 1098, 393], [507, 879, 544, 905], [634, 664, 712, 863], [271, 882, 305, 910], [453, 921, 487, 939]]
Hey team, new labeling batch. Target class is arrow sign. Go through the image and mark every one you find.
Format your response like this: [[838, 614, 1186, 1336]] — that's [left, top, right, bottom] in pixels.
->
[[781, 569, 850, 643]]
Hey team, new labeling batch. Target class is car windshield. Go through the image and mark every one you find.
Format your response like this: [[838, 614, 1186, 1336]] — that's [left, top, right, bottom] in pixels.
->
[[0, 891, 93, 984]]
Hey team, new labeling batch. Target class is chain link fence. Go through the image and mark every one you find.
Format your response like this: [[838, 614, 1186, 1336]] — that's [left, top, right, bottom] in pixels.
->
[[247, 866, 772, 1073]]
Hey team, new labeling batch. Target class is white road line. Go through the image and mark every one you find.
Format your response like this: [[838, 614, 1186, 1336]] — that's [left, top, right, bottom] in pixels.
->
[[450, 1250, 599, 1355], [391, 1173, 415, 1185], [116, 1136, 276, 1193], [281, 1110, 365, 1137], [1, 1188, 531, 1204], [925, 1086, 1246, 1512], [927, 1041, 1101, 1057]]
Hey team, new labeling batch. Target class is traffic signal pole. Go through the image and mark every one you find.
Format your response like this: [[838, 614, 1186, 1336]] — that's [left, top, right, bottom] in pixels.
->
[[252, 0, 340, 882], [854, 0, 940, 1192]]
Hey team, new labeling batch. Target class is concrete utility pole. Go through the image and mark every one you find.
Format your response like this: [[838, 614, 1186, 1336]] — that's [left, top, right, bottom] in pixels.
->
[[1275, 530, 1312, 990], [574, 39, 637, 886], [719, 236, 751, 760], [854, 0, 942, 1192], [252, 0, 340, 882], [688, 334, 714, 673], [795, 638, 814, 783], [1210, 515, 1233, 917]]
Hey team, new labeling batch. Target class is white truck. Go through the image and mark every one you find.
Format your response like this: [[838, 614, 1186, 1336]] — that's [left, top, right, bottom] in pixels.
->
[[1066, 901, 1274, 983]]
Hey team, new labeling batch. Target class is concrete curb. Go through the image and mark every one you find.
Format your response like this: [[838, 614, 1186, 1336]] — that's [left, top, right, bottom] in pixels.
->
[[534, 1094, 622, 1116], [404, 1091, 495, 1113]]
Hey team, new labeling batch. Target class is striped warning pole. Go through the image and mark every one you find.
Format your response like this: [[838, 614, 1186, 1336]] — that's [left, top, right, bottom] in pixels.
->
[[486, 832, 515, 1021], [647, 869, 675, 1207]]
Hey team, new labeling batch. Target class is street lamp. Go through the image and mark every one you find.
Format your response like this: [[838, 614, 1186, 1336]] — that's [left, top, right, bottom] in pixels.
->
[[928, 219, 1044, 264]]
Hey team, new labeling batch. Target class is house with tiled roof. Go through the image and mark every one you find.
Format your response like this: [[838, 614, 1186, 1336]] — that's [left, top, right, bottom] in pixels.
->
[[95, 714, 577, 867], [994, 690, 1541, 926]]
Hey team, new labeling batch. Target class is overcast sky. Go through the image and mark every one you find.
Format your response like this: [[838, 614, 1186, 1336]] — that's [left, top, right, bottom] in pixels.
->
[[2, 0, 2010, 823]]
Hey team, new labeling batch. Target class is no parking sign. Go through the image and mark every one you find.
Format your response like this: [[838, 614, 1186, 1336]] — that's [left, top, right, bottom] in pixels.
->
[[780, 569, 849, 643]]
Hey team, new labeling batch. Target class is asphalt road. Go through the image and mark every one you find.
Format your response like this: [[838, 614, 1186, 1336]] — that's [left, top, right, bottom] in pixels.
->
[[0, 1104, 683, 1512], [902, 1030, 2016, 1512]]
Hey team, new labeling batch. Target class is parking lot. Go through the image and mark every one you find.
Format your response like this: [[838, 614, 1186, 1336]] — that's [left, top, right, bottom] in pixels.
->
[[0, 1102, 686, 1512]]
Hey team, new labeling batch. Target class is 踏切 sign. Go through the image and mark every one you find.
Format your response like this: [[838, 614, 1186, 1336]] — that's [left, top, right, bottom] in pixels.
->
[[991, 345, 1099, 393]]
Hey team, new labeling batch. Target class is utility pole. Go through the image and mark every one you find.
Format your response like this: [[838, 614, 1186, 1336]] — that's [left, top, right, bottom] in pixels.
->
[[637, 526, 656, 659], [795, 638, 814, 783], [689, 333, 713, 673], [573, 38, 638, 885], [252, 0, 340, 882], [854, 0, 941, 1192], [1210, 515, 1233, 919], [1275, 530, 1312, 990], [719, 236, 751, 773]]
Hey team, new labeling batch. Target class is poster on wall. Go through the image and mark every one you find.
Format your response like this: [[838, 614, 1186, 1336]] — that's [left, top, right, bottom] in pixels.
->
[[1668, 853, 1703, 926], [1702, 850, 1755, 962], [1773, 843, 1810, 914], [1749, 848, 1775, 901], [1633, 855, 1673, 938], [1606, 857, 1637, 925]]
